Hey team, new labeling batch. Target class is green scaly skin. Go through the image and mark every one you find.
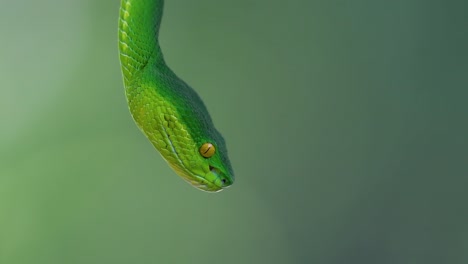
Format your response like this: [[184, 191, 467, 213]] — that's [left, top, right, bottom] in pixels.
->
[[118, 0, 234, 192]]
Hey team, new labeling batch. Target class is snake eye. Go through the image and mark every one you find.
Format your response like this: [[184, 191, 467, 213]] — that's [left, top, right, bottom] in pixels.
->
[[199, 143, 215, 158]]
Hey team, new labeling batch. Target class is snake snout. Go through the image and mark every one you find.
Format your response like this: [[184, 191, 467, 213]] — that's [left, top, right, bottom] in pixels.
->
[[220, 176, 233, 188], [210, 166, 233, 188]]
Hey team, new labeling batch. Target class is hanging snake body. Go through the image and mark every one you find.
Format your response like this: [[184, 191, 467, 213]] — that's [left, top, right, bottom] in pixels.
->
[[118, 0, 234, 192]]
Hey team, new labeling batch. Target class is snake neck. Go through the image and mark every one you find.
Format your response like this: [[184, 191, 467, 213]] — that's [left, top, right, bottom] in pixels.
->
[[118, 0, 166, 86]]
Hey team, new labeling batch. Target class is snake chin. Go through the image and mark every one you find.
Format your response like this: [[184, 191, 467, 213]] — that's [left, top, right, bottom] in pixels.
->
[[186, 174, 223, 193], [168, 163, 230, 192], [185, 166, 233, 192]]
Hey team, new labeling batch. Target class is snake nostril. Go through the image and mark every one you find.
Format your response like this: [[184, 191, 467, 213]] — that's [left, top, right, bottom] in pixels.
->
[[221, 178, 227, 184]]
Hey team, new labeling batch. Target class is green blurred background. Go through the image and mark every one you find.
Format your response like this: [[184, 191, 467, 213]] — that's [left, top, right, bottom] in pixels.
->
[[1, 0, 467, 263]]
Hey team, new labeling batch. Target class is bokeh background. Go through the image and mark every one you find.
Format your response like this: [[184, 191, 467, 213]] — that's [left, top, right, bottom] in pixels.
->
[[1, 0, 467, 263]]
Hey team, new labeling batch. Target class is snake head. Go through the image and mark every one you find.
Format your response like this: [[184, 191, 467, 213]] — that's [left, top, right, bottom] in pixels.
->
[[165, 138, 234, 192], [131, 90, 234, 192], [146, 111, 234, 192]]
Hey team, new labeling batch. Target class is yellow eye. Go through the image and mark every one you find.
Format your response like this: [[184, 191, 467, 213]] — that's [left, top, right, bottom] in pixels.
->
[[199, 143, 215, 158]]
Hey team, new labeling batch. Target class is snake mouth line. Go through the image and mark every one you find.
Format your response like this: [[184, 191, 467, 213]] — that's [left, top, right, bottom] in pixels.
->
[[191, 174, 223, 192]]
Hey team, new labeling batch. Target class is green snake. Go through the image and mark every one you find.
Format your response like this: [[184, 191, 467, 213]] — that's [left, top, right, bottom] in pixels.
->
[[118, 0, 234, 192]]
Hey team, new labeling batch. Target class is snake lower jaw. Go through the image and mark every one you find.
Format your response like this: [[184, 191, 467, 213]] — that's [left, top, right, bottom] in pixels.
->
[[188, 171, 233, 193], [167, 162, 231, 192], [182, 174, 225, 192]]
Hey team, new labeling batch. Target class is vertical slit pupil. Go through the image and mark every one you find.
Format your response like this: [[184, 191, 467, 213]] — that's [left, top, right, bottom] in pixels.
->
[[203, 146, 211, 154]]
